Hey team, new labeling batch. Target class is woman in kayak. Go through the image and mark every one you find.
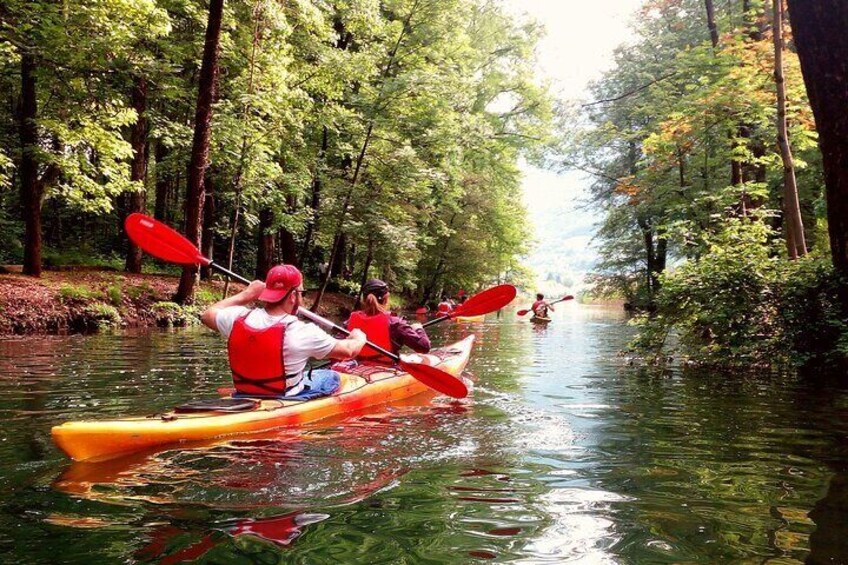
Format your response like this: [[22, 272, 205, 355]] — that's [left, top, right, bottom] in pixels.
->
[[201, 264, 367, 398], [347, 278, 431, 362], [531, 293, 556, 318]]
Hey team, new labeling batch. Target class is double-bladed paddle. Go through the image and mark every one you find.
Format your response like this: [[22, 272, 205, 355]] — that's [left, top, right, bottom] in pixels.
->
[[125, 213, 468, 399], [422, 285, 516, 328], [516, 294, 574, 317]]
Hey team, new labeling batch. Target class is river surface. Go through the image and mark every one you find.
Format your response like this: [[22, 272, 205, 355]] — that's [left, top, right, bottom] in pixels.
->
[[1, 304, 847, 564]]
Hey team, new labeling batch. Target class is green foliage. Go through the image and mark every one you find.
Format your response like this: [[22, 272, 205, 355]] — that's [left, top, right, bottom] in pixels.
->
[[42, 247, 122, 270], [773, 257, 848, 365], [634, 220, 847, 367], [193, 284, 219, 306], [106, 285, 123, 306], [334, 278, 361, 297], [125, 282, 154, 300], [0, 205, 22, 264], [83, 303, 122, 330], [58, 284, 102, 303], [0, 0, 550, 304], [152, 301, 201, 328]]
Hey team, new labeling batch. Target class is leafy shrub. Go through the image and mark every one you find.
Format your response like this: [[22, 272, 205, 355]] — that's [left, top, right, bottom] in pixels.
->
[[334, 278, 361, 297], [773, 257, 848, 365], [43, 246, 122, 269], [125, 282, 154, 300], [84, 303, 122, 329], [0, 206, 22, 264], [58, 284, 102, 302], [633, 219, 847, 368], [194, 285, 219, 305], [152, 301, 202, 327], [106, 285, 122, 306]]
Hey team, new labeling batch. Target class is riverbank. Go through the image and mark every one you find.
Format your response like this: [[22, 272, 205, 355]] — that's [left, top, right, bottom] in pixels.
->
[[0, 269, 356, 335]]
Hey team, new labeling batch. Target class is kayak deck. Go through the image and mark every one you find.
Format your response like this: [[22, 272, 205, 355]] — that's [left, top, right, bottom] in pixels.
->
[[52, 336, 474, 462], [530, 316, 552, 323]]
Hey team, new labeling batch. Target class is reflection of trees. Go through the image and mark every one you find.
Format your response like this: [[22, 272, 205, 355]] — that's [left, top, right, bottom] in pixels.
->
[[589, 364, 848, 562]]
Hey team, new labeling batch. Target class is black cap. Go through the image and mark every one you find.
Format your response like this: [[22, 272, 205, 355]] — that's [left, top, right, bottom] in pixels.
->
[[362, 278, 389, 297]]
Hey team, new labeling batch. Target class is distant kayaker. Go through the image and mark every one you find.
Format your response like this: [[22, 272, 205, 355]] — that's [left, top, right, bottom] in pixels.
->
[[437, 296, 455, 314], [531, 293, 555, 318], [347, 278, 431, 362], [201, 264, 367, 398]]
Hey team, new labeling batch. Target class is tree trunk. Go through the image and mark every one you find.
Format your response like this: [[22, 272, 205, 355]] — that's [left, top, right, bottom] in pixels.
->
[[332, 232, 346, 278], [704, 0, 719, 48], [124, 75, 148, 273], [786, 0, 848, 286], [774, 0, 806, 259], [279, 226, 298, 265], [174, 0, 224, 304], [222, 202, 240, 298], [299, 126, 327, 268], [311, 1, 420, 311], [19, 53, 43, 277], [200, 180, 216, 279], [255, 208, 275, 280], [354, 238, 374, 310], [153, 142, 170, 221], [310, 123, 373, 310]]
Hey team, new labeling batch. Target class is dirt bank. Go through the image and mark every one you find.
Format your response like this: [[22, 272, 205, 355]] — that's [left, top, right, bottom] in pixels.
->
[[0, 269, 355, 335]]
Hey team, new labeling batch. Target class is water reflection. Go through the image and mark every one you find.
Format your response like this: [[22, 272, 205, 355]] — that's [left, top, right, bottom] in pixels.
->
[[0, 306, 847, 562]]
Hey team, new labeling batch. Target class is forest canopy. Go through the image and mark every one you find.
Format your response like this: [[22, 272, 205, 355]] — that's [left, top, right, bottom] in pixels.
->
[[0, 0, 553, 306]]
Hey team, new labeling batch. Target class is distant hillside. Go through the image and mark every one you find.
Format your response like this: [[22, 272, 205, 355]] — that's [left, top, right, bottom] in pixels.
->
[[521, 166, 599, 291]]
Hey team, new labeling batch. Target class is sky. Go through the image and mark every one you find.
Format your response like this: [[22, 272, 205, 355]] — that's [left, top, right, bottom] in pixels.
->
[[501, 0, 643, 291]]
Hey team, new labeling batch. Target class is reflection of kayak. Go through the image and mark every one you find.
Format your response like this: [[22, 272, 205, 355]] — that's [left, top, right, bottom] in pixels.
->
[[530, 316, 551, 324], [454, 315, 484, 323], [52, 336, 475, 462]]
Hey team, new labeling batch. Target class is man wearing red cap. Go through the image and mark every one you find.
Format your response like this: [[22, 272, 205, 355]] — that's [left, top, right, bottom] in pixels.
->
[[201, 264, 366, 398]]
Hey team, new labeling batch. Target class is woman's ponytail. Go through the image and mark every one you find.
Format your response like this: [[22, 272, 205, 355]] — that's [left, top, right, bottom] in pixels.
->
[[363, 292, 389, 316]]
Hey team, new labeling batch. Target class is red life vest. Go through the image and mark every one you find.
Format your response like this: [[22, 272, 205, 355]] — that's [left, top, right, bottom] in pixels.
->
[[347, 311, 393, 360], [227, 314, 300, 396], [531, 300, 547, 317], [437, 302, 452, 313]]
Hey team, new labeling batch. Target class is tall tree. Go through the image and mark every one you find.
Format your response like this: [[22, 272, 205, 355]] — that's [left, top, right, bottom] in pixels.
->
[[174, 0, 225, 304], [785, 0, 848, 287], [124, 75, 148, 273], [18, 53, 43, 276], [773, 0, 805, 259]]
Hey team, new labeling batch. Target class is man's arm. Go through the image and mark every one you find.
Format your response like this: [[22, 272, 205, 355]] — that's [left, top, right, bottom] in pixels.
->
[[547, 301, 556, 312], [201, 280, 266, 330], [327, 328, 367, 359]]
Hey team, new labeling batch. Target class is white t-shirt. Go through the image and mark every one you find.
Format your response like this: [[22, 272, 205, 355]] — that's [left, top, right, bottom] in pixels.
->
[[215, 306, 338, 390]]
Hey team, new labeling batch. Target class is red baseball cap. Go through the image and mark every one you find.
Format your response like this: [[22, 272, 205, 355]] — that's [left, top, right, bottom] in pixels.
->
[[259, 264, 303, 303]]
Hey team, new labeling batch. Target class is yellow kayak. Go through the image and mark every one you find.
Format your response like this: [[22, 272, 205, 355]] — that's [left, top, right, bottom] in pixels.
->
[[52, 336, 475, 462], [454, 314, 484, 322]]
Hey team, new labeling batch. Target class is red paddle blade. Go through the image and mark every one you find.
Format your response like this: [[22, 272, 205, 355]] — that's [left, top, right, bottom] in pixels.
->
[[125, 213, 210, 266], [561, 295, 574, 302], [516, 309, 530, 316], [452, 284, 516, 318], [399, 361, 468, 399]]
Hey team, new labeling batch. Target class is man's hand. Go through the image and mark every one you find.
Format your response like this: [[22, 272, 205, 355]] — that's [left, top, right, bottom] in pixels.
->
[[241, 280, 266, 302], [330, 328, 368, 359], [201, 279, 265, 331], [349, 328, 367, 344]]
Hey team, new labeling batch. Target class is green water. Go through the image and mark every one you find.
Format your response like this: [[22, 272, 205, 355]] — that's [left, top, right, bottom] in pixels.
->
[[1, 305, 847, 563]]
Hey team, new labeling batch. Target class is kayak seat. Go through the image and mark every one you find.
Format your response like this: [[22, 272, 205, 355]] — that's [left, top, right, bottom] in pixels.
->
[[174, 398, 260, 413]]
